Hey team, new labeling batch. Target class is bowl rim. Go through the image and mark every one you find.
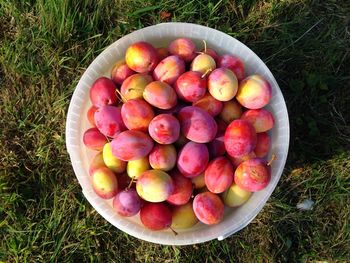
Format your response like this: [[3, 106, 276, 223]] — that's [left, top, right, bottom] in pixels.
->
[[66, 22, 290, 245]]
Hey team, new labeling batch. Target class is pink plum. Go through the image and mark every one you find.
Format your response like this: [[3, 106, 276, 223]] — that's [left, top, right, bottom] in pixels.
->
[[125, 42, 158, 73], [204, 157, 234, 193], [121, 99, 154, 132], [83, 127, 107, 151], [168, 38, 196, 62], [153, 55, 185, 85], [177, 141, 209, 178], [136, 170, 174, 202], [149, 144, 177, 171], [208, 68, 238, 101], [241, 109, 275, 132], [89, 77, 118, 107], [140, 203, 172, 230], [254, 132, 271, 158], [208, 135, 226, 159], [167, 170, 193, 205], [193, 192, 224, 225], [143, 81, 177, 109], [148, 114, 180, 144], [111, 130, 153, 161], [89, 152, 106, 176], [217, 54, 245, 81], [219, 100, 242, 124], [94, 105, 126, 138], [224, 119, 257, 158], [190, 53, 216, 75], [156, 47, 169, 60], [192, 93, 223, 117], [87, 105, 98, 126], [236, 75, 272, 109], [91, 167, 118, 199], [178, 106, 217, 143], [175, 71, 206, 103], [234, 158, 271, 192], [111, 60, 135, 85], [112, 189, 141, 217], [120, 73, 153, 101]]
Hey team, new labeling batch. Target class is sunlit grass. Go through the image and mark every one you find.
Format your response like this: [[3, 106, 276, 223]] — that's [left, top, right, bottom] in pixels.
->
[[0, 0, 349, 261]]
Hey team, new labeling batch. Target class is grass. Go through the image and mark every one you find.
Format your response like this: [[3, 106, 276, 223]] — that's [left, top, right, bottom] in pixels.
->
[[0, 0, 349, 261]]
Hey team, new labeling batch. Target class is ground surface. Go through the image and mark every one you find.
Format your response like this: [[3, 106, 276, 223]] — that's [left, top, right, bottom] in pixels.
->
[[0, 0, 349, 262]]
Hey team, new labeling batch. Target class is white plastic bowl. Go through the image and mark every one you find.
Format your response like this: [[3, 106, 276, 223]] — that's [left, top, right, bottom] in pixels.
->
[[66, 22, 289, 245]]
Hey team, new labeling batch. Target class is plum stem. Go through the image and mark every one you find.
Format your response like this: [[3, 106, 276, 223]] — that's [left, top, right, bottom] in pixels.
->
[[202, 40, 207, 53], [115, 88, 127, 103], [169, 227, 178, 236], [267, 154, 276, 166], [127, 177, 135, 189], [201, 68, 212, 78]]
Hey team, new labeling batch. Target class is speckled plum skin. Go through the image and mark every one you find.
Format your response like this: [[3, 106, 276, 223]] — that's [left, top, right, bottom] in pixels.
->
[[168, 38, 196, 62], [217, 54, 245, 81], [125, 42, 159, 73], [111, 130, 154, 161], [83, 127, 107, 151], [208, 68, 238, 102], [204, 157, 234, 193], [120, 73, 153, 101], [112, 189, 141, 217], [241, 109, 275, 133], [148, 114, 180, 144], [149, 144, 177, 171], [166, 170, 193, 205], [140, 203, 172, 230], [234, 158, 271, 192], [136, 170, 174, 202], [224, 119, 257, 158], [190, 53, 216, 75], [91, 167, 118, 199], [236, 75, 272, 109], [178, 106, 217, 143], [177, 141, 209, 178], [90, 77, 118, 107], [94, 105, 126, 138], [111, 60, 135, 85], [254, 132, 271, 158], [143, 81, 177, 109], [121, 99, 154, 132], [175, 71, 207, 103], [193, 192, 224, 225], [153, 55, 185, 85]]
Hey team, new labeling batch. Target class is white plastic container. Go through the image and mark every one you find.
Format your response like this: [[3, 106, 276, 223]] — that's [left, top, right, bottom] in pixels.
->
[[66, 22, 289, 245]]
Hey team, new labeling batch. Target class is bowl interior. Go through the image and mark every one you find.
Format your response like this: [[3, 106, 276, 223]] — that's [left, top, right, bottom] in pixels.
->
[[66, 22, 289, 245]]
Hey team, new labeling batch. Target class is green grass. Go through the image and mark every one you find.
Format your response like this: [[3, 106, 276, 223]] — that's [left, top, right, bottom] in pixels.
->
[[0, 0, 349, 261]]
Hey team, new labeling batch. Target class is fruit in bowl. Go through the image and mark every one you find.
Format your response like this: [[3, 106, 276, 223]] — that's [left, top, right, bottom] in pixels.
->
[[67, 23, 289, 246]]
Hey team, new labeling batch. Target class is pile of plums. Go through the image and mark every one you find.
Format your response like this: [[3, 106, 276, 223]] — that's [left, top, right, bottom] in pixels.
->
[[83, 37, 275, 231]]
